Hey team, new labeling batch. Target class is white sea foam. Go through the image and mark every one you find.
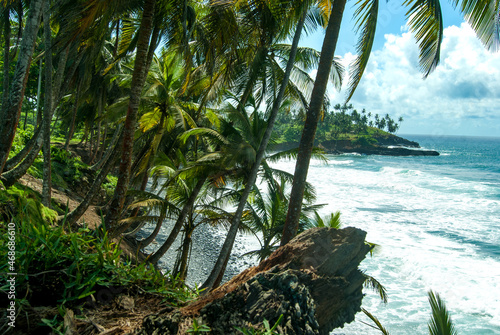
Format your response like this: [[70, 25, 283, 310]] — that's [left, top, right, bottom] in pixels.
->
[[270, 153, 500, 334]]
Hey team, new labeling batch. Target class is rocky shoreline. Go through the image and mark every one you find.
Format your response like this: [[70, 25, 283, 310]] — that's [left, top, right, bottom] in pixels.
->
[[136, 227, 371, 335], [273, 134, 440, 156]]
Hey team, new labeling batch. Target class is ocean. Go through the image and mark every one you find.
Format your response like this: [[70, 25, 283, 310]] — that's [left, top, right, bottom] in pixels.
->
[[143, 134, 500, 334], [270, 135, 500, 334]]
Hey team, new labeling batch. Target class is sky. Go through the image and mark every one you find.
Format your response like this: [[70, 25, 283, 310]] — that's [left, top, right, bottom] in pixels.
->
[[299, 2, 500, 137]]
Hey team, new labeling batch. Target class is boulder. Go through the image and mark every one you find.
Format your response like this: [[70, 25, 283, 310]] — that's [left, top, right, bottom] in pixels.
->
[[137, 227, 371, 335]]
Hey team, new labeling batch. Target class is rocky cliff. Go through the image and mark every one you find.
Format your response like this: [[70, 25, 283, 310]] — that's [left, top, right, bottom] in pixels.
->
[[136, 227, 371, 335], [274, 134, 439, 156]]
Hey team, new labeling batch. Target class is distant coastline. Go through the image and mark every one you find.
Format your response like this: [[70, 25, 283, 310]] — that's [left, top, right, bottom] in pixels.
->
[[273, 133, 440, 156]]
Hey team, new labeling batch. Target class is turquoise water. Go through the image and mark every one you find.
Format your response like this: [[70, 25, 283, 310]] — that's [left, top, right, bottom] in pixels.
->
[[271, 135, 500, 334], [146, 135, 500, 333]]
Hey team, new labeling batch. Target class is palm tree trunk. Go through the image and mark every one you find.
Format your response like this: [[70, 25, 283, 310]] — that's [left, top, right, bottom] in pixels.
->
[[89, 124, 95, 162], [0, 0, 43, 176], [1, 130, 43, 188], [129, 160, 151, 218], [97, 123, 108, 162], [52, 45, 70, 107], [146, 24, 160, 72], [2, 9, 11, 113], [211, 251, 230, 290], [3, 125, 42, 171], [113, 19, 120, 58], [78, 123, 88, 145], [63, 137, 121, 225], [64, 82, 81, 151], [281, 0, 347, 246], [138, 211, 165, 249], [91, 125, 122, 171], [90, 95, 103, 164], [36, 58, 43, 126], [201, 8, 308, 292], [56, 50, 83, 106], [42, 2, 53, 207], [10, 2, 23, 61], [148, 177, 206, 264], [105, 0, 157, 234], [177, 230, 192, 282]]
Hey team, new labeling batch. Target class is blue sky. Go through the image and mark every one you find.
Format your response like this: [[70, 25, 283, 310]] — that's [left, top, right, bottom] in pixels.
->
[[299, 2, 500, 137]]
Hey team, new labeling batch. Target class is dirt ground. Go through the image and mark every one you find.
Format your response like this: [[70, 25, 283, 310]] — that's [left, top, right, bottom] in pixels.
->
[[18, 174, 103, 228]]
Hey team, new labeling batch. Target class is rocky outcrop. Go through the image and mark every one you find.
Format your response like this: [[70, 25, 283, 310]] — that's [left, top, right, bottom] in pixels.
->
[[136, 227, 371, 335], [272, 134, 439, 156], [327, 144, 440, 156]]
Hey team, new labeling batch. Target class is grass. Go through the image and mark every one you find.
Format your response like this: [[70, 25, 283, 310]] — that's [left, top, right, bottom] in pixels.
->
[[0, 199, 198, 333]]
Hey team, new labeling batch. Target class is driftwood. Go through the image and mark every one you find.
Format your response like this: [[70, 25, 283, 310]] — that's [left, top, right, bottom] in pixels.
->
[[137, 227, 371, 335]]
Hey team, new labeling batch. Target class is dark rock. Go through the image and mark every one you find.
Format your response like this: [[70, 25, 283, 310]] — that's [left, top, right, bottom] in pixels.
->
[[136, 227, 371, 335], [337, 146, 440, 156], [271, 134, 439, 156]]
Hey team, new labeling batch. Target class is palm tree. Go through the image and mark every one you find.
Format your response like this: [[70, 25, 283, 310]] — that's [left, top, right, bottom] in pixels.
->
[[281, 0, 500, 245], [281, 0, 347, 245], [242, 169, 323, 263], [0, 0, 43, 176], [105, 0, 157, 234], [200, 0, 339, 291], [41, 0, 53, 207]]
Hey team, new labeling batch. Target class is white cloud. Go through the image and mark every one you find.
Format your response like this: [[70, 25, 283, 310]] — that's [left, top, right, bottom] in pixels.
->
[[334, 23, 500, 136]]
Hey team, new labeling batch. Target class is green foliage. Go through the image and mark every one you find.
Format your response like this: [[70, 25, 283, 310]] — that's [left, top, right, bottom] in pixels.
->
[[273, 104, 404, 144], [362, 274, 388, 304], [0, 207, 197, 319], [355, 135, 377, 147], [8, 125, 35, 159], [22, 145, 89, 191], [310, 210, 342, 229], [102, 175, 118, 198], [361, 308, 391, 335], [428, 290, 458, 335], [282, 125, 302, 143], [361, 291, 458, 335], [235, 315, 284, 335], [0, 184, 58, 224], [51, 146, 87, 184], [40, 314, 66, 335], [187, 318, 212, 334]]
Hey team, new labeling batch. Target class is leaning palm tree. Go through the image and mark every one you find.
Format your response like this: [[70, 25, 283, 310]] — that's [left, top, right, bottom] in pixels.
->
[[0, 0, 43, 176], [281, 0, 500, 245], [105, 0, 157, 234], [201, 0, 344, 291]]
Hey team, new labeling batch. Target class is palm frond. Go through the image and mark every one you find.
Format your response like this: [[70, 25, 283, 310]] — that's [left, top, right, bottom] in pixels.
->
[[265, 146, 327, 164], [428, 290, 458, 335], [363, 273, 388, 303], [330, 56, 345, 91], [452, 0, 500, 52], [347, 0, 379, 101], [178, 127, 229, 145], [405, 0, 444, 77], [360, 308, 391, 335]]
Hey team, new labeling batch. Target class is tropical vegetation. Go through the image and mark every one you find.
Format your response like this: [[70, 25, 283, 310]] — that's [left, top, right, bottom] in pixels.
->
[[0, 0, 498, 332]]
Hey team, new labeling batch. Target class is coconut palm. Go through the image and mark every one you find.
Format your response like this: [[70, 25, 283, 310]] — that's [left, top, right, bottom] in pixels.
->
[[0, 0, 43, 176], [281, 0, 500, 245], [200, 0, 343, 291], [105, 0, 157, 233], [242, 168, 323, 263]]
